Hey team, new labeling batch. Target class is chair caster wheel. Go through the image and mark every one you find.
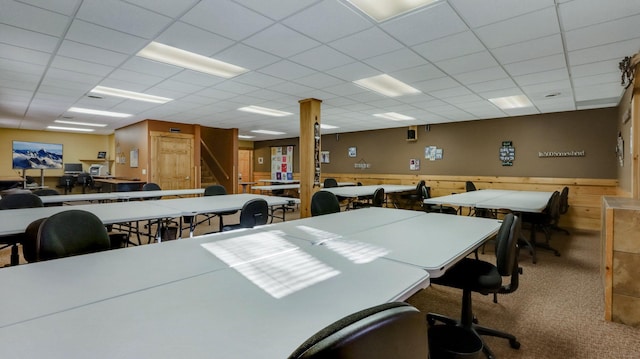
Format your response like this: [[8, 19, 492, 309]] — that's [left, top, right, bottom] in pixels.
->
[[509, 339, 521, 349]]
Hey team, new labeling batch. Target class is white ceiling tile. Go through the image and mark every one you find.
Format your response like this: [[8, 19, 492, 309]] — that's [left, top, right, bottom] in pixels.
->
[[50, 56, 115, 77], [123, 0, 199, 18], [491, 34, 564, 65], [211, 81, 260, 96], [521, 80, 572, 99], [391, 64, 446, 84], [243, 23, 320, 57], [570, 59, 619, 78], [0, 24, 59, 52], [436, 51, 499, 75], [0, 58, 46, 75], [325, 62, 378, 82], [170, 70, 227, 87], [329, 27, 404, 60], [235, 0, 319, 20], [411, 31, 485, 62], [574, 83, 623, 101], [513, 68, 569, 86], [182, 1, 273, 41], [18, 0, 81, 16], [564, 13, 640, 51], [155, 22, 235, 56], [573, 73, 619, 87], [363, 48, 428, 73], [568, 37, 640, 66], [467, 78, 518, 92], [289, 46, 355, 71], [0, 43, 50, 65], [215, 43, 281, 71], [283, 0, 371, 43], [258, 60, 316, 80], [476, 88, 524, 100], [449, 0, 554, 28], [452, 66, 509, 85], [414, 76, 460, 92], [430, 86, 473, 99], [294, 72, 344, 89], [504, 54, 567, 77], [120, 57, 183, 78], [475, 7, 560, 48], [76, 0, 171, 39], [65, 20, 148, 54], [559, 0, 640, 31], [107, 68, 165, 87], [57, 40, 129, 66], [0, 1, 70, 36], [381, 2, 468, 46]]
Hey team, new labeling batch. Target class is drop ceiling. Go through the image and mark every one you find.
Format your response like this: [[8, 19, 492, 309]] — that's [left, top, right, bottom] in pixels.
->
[[1, 0, 638, 140]]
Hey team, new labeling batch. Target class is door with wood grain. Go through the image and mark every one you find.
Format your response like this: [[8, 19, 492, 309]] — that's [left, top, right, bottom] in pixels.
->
[[150, 132, 194, 190], [238, 149, 253, 193]]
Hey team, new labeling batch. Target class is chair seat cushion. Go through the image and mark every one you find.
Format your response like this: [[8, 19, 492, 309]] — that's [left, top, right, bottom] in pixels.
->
[[431, 257, 502, 294]]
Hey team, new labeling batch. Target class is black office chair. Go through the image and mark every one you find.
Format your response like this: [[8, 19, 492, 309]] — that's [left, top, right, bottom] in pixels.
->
[[521, 191, 561, 256], [76, 172, 93, 194], [200, 185, 238, 232], [288, 302, 428, 359], [222, 199, 269, 231], [33, 188, 62, 207], [0, 193, 44, 266], [552, 186, 570, 235], [401, 180, 425, 209], [465, 181, 477, 192], [323, 178, 338, 188], [352, 187, 385, 209], [311, 191, 341, 216], [422, 186, 457, 214], [427, 213, 522, 359], [56, 175, 75, 194], [142, 182, 162, 200], [22, 209, 111, 263]]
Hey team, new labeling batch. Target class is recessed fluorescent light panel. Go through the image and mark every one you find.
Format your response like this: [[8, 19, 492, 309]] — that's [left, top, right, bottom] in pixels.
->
[[68, 107, 132, 118], [373, 112, 415, 121], [238, 135, 255, 139], [238, 106, 293, 117], [54, 120, 107, 127], [251, 130, 286, 135], [320, 124, 338, 129], [489, 95, 533, 110], [137, 42, 248, 79], [90, 86, 173, 104], [354, 74, 421, 97], [47, 126, 94, 132], [348, 0, 440, 22]]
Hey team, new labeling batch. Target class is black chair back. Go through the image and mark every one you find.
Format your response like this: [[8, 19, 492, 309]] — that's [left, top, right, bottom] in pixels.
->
[[288, 302, 428, 359], [33, 189, 60, 196], [57, 175, 76, 194], [76, 173, 93, 193], [29, 209, 111, 262], [311, 191, 340, 216], [0, 193, 43, 209], [142, 182, 162, 200], [494, 213, 521, 277], [239, 199, 269, 228], [372, 187, 385, 207], [323, 178, 338, 188], [559, 187, 569, 214], [465, 181, 477, 192], [204, 185, 227, 196]]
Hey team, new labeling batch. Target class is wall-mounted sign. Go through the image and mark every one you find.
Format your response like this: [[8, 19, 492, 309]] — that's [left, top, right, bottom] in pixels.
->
[[499, 141, 515, 166], [425, 146, 443, 161], [409, 159, 420, 170], [348, 146, 357, 157], [538, 150, 585, 158]]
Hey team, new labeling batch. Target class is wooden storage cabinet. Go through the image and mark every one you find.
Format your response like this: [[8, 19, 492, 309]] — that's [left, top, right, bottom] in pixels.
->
[[602, 197, 640, 327]]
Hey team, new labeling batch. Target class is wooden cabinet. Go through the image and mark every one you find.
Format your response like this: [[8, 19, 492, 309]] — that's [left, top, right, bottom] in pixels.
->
[[601, 197, 640, 327]]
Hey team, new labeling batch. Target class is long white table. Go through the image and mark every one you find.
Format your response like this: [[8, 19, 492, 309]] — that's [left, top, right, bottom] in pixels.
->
[[0, 222, 430, 358], [424, 189, 552, 213], [323, 184, 415, 208], [38, 188, 205, 204]]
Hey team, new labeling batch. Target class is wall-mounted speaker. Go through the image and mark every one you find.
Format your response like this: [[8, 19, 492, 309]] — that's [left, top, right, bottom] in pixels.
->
[[407, 129, 416, 140]]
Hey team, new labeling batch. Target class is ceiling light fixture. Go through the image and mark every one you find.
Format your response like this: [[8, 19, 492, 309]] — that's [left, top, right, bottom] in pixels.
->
[[68, 107, 132, 118], [90, 86, 173, 104], [55, 119, 107, 127], [488, 95, 533, 109], [320, 124, 339, 129], [47, 126, 95, 132], [251, 130, 286, 135], [238, 135, 256, 139], [373, 112, 415, 121], [354, 74, 421, 97], [238, 105, 293, 117], [347, 0, 440, 22], [137, 42, 248, 79]]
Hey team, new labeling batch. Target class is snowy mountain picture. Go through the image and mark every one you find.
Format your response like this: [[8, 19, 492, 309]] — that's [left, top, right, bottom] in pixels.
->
[[12, 141, 63, 170]]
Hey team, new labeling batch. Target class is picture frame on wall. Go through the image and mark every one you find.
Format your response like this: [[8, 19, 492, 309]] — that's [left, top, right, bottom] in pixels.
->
[[348, 147, 357, 158]]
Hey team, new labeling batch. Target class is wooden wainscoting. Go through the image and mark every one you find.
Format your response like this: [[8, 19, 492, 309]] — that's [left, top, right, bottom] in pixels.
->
[[254, 171, 618, 231]]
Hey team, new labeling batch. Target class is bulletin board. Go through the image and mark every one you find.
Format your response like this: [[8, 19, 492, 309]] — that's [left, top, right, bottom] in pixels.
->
[[271, 146, 294, 181]]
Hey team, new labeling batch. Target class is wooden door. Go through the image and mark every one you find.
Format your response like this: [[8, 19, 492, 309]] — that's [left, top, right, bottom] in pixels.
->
[[150, 132, 194, 190], [238, 149, 253, 193]]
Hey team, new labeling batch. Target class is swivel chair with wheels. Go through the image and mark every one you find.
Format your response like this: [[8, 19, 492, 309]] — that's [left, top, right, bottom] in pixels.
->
[[521, 191, 561, 257], [288, 302, 428, 359], [76, 172, 94, 193], [22, 209, 111, 263], [222, 198, 268, 231], [0, 193, 44, 265], [204, 185, 238, 232], [427, 213, 523, 359], [311, 191, 341, 216], [56, 175, 75, 194]]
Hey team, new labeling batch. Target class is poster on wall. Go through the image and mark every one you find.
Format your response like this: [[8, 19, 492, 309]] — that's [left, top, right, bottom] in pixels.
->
[[271, 146, 294, 181]]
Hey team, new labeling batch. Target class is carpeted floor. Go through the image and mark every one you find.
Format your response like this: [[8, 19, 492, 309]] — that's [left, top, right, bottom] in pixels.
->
[[407, 228, 640, 358], [2, 207, 639, 357]]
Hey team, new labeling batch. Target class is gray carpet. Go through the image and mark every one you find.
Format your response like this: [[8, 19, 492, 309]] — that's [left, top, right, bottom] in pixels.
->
[[407, 228, 640, 358]]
